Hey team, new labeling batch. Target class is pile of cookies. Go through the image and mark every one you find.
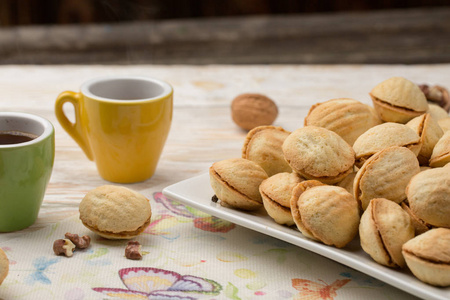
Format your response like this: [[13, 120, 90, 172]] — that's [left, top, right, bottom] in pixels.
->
[[209, 76, 450, 287]]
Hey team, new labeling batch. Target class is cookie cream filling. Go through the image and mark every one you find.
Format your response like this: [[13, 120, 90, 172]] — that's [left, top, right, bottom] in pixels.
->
[[372, 97, 426, 114], [82, 215, 152, 239]]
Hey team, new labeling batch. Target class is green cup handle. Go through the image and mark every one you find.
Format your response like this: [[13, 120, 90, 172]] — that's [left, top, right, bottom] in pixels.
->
[[55, 91, 94, 161]]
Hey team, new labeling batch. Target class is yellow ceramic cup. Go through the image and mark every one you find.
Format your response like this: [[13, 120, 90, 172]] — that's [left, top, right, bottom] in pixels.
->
[[55, 76, 173, 183]]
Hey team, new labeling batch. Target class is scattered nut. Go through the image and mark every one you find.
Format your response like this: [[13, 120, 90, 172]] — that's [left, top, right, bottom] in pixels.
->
[[231, 93, 278, 131], [53, 239, 76, 257], [418, 84, 450, 112], [65, 232, 91, 249], [125, 241, 142, 260]]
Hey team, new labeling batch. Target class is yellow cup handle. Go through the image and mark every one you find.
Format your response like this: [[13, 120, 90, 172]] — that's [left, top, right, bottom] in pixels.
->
[[55, 91, 94, 161]]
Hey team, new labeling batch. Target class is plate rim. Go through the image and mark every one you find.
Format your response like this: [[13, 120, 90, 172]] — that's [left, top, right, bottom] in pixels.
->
[[163, 172, 449, 300]]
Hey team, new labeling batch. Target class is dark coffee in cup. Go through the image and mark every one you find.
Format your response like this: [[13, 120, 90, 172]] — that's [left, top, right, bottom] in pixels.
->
[[0, 130, 38, 145]]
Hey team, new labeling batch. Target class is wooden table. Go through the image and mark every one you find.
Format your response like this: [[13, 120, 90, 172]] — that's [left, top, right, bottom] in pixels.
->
[[1, 63, 449, 235], [0, 64, 449, 299]]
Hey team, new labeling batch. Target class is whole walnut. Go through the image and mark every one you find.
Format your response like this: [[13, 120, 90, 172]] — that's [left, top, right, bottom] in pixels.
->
[[231, 93, 278, 131]]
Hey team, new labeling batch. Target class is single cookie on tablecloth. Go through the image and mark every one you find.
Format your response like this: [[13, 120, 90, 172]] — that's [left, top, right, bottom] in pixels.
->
[[259, 172, 304, 226], [0, 247, 9, 285], [282, 126, 355, 184], [209, 158, 268, 211], [79, 185, 152, 240], [402, 228, 450, 287], [242, 125, 291, 176]]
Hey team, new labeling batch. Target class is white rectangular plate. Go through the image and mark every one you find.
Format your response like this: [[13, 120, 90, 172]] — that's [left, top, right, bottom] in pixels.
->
[[163, 173, 449, 300]]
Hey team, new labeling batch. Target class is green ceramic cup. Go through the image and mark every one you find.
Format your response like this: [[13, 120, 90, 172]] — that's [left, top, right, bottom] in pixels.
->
[[0, 112, 55, 232]]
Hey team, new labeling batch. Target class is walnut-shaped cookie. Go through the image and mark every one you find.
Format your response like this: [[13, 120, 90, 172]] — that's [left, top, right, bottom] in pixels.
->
[[406, 113, 444, 165], [79, 185, 152, 240], [429, 130, 450, 167], [292, 185, 360, 248], [427, 103, 449, 121], [405, 166, 450, 228], [242, 125, 291, 176], [336, 171, 357, 196], [209, 158, 268, 211], [353, 122, 421, 168], [282, 126, 355, 184], [402, 228, 450, 287], [438, 117, 450, 132], [370, 77, 428, 123], [354, 146, 420, 210], [290, 180, 326, 241], [304, 98, 381, 145], [359, 198, 414, 268], [259, 172, 304, 226], [401, 201, 431, 236]]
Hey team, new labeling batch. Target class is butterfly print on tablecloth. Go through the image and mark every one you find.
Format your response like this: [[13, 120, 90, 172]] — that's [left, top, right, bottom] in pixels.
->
[[25, 256, 60, 285], [93, 267, 222, 299], [292, 278, 350, 300]]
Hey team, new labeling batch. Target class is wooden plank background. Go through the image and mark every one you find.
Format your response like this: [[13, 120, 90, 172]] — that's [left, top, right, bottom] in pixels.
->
[[0, 7, 450, 64]]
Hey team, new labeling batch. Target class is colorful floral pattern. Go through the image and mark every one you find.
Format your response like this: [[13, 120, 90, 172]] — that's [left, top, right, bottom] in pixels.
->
[[0, 191, 415, 299], [93, 267, 222, 299]]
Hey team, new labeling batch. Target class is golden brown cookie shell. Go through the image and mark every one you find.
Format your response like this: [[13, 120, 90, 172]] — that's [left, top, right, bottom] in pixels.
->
[[79, 185, 152, 240], [296, 185, 360, 248], [406, 166, 450, 228], [242, 126, 291, 176], [282, 126, 355, 184], [209, 158, 268, 211], [360, 198, 414, 268], [354, 146, 420, 210], [304, 98, 381, 145], [402, 228, 450, 286]]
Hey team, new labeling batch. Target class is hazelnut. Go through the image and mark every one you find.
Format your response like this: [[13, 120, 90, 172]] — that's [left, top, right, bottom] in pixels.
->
[[53, 239, 75, 257], [231, 93, 278, 131], [65, 232, 91, 249], [125, 241, 142, 260]]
